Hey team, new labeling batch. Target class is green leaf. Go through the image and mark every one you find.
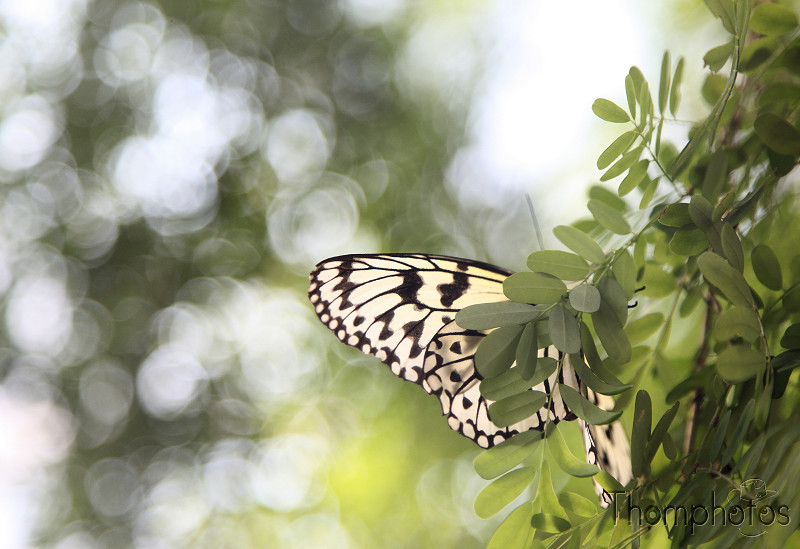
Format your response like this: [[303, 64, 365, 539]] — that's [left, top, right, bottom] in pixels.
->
[[754, 113, 800, 155], [660, 203, 692, 227], [530, 513, 571, 534], [689, 194, 722, 253], [638, 81, 652, 124], [751, 244, 782, 290], [618, 159, 649, 196], [534, 462, 569, 521], [553, 225, 606, 264], [481, 357, 557, 401], [625, 313, 664, 346], [613, 250, 637, 300], [597, 131, 637, 170], [456, 302, 544, 330], [631, 390, 652, 478], [549, 425, 600, 477], [625, 74, 637, 118], [527, 250, 589, 281], [658, 51, 671, 114], [489, 390, 548, 427], [772, 350, 800, 372], [569, 284, 601, 313], [645, 402, 679, 462], [474, 429, 544, 479], [670, 57, 685, 116], [476, 472, 538, 523], [640, 263, 675, 298], [598, 277, 628, 325], [717, 345, 766, 383], [600, 146, 643, 182], [487, 502, 535, 549], [708, 409, 731, 463], [629, 66, 645, 97], [503, 272, 567, 304], [594, 470, 625, 496], [750, 3, 798, 35], [589, 185, 627, 211], [558, 383, 622, 425], [592, 301, 632, 364], [558, 491, 598, 518], [475, 325, 524, 378], [704, 0, 735, 33], [592, 98, 630, 123], [720, 223, 744, 273], [713, 307, 760, 342], [703, 42, 733, 71], [697, 251, 754, 308], [475, 467, 537, 518], [569, 353, 631, 396], [580, 323, 630, 388], [721, 400, 754, 467], [781, 324, 800, 350], [549, 303, 580, 354], [669, 228, 708, 256], [515, 322, 538, 380], [588, 199, 631, 235], [702, 148, 728, 199]]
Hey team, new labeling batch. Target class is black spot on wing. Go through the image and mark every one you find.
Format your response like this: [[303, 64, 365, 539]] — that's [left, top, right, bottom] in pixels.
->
[[402, 319, 427, 359], [437, 272, 469, 307], [396, 271, 424, 302]]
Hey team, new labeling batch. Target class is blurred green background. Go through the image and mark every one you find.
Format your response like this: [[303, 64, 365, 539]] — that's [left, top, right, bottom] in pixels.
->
[[0, 1, 721, 547]]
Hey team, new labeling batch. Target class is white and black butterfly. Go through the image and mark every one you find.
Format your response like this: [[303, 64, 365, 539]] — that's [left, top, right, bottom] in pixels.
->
[[308, 253, 631, 502]]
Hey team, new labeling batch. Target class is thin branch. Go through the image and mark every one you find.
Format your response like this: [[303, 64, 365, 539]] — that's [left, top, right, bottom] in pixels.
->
[[683, 289, 720, 456]]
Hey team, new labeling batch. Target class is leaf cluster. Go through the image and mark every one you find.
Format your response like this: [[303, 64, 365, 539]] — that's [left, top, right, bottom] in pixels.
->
[[464, 1, 800, 546]]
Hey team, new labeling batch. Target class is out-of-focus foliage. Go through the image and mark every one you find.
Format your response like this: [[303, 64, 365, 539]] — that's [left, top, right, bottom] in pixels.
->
[[0, 1, 532, 547]]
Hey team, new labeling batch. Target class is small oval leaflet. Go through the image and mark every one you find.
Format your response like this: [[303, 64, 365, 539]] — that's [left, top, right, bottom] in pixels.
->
[[475, 325, 523, 379], [558, 383, 622, 425], [549, 303, 581, 354], [750, 3, 799, 36], [697, 251, 754, 308], [474, 467, 537, 519], [751, 244, 782, 290], [515, 321, 538, 380], [713, 307, 760, 342], [659, 203, 692, 227], [488, 390, 548, 427], [569, 284, 601, 313], [592, 98, 630, 123], [503, 272, 567, 304], [597, 131, 637, 169], [754, 113, 800, 156], [456, 301, 543, 330], [527, 250, 589, 281], [474, 429, 544, 480], [480, 356, 557, 401], [588, 199, 631, 235], [553, 225, 606, 264], [549, 425, 600, 478], [716, 345, 766, 383], [487, 503, 535, 549], [669, 228, 708, 256]]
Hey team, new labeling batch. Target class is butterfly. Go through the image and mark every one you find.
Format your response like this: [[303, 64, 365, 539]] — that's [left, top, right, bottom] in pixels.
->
[[308, 253, 631, 503]]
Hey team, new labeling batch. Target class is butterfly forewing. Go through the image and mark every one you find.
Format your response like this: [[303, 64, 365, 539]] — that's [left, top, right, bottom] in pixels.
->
[[308, 253, 581, 448]]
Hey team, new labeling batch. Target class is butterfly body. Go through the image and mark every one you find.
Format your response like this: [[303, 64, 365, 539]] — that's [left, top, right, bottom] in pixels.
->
[[309, 253, 631, 500]]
